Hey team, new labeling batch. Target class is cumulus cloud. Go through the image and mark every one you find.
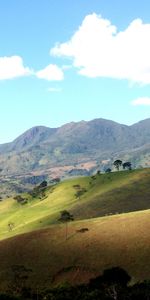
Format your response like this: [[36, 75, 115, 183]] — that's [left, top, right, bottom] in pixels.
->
[[0, 56, 32, 80], [0, 56, 64, 82], [36, 64, 64, 81], [50, 13, 150, 84], [131, 97, 150, 106]]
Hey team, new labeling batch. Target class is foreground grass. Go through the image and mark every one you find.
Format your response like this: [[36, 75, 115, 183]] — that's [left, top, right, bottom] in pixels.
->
[[0, 209, 149, 291]]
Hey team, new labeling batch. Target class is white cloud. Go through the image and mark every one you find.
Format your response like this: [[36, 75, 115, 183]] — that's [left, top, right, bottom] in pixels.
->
[[36, 64, 64, 81], [0, 56, 64, 82], [0, 56, 32, 80], [47, 87, 62, 92], [50, 13, 150, 84], [131, 97, 150, 106]]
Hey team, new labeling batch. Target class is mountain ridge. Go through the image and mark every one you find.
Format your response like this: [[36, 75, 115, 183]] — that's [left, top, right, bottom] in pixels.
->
[[2, 117, 150, 147], [0, 117, 150, 184], [1, 117, 150, 151]]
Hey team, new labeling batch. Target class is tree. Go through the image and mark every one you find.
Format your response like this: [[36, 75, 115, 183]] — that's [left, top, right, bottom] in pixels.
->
[[14, 195, 28, 205], [10, 265, 32, 296], [102, 267, 131, 287], [39, 180, 48, 188], [105, 168, 111, 173], [123, 161, 132, 170], [113, 160, 122, 171], [58, 210, 74, 240], [89, 267, 131, 300], [8, 222, 14, 231]]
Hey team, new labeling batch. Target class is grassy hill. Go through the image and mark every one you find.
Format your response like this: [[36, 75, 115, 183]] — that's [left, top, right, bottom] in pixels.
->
[[0, 168, 150, 292], [0, 209, 150, 292], [0, 168, 150, 240]]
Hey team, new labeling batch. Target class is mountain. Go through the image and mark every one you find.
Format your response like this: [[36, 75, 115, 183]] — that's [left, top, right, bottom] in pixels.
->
[[1, 117, 150, 154], [0, 118, 150, 193], [0, 126, 56, 153]]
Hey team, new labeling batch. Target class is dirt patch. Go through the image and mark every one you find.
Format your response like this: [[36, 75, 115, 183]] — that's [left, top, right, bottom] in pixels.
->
[[52, 265, 98, 286]]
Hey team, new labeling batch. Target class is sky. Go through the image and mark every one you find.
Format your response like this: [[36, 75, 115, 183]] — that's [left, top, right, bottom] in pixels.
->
[[1, 0, 150, 143]]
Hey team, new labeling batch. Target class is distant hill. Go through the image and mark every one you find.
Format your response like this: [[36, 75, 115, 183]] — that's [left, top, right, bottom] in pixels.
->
[[0, 118, 150, 185]]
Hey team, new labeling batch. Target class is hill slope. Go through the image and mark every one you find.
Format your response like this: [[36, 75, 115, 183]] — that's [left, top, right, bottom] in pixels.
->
[[0, 209, 150, 291], [0, 169, 150, 291], [0, 168, 150, 240]]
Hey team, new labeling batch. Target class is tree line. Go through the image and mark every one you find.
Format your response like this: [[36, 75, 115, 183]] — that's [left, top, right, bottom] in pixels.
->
[[2, 266, 150, 299], [104, 160, 132, 173]]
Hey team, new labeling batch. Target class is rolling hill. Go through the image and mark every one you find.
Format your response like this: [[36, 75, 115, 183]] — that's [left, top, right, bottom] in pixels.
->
[[0, 168, 150, 292], [0, 210, 149, 292], [0, 168, 150, 240]]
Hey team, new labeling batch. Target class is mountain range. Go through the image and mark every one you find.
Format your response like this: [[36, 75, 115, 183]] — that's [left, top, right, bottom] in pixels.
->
[[0, 117, 150, 195]]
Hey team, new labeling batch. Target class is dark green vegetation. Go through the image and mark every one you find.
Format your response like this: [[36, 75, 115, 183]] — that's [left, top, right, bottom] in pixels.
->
[[1, 267, 150, 299], [0, 118, 150, 196]]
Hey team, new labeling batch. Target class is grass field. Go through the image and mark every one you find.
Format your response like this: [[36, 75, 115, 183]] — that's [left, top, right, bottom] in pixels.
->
[[0, 168, 150, 240], [0, 209, 150, 291], [0, 168, 150, 291]]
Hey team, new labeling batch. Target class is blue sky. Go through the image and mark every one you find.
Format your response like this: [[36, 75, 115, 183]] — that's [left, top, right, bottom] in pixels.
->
[[0, 0, 150, 143]]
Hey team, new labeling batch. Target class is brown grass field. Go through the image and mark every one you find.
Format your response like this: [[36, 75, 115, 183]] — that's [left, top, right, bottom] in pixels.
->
[[0, 209, 150, 291]]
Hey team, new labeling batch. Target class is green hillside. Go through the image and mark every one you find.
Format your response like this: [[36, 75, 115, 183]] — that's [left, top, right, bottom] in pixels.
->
[[0, 168, 150, 241]]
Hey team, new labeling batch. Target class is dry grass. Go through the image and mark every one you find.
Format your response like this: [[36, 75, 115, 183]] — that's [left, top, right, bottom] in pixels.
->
[[0, 209, 149, 291]]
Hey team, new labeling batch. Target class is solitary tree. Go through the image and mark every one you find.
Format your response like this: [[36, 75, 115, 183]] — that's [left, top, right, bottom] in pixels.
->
[[113, 160, 122, 171], [123, 162, 132, 170], [105, 168, 111, 173], [8, 222, 14, 231], [39, 180, 48, 188], [59, 210, 74, 240]]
